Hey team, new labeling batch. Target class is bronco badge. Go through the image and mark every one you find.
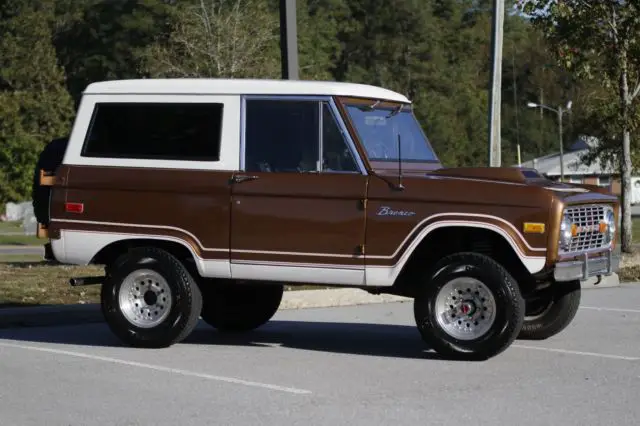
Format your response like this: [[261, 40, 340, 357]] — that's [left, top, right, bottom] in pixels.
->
[[376, 206, 416, 217]]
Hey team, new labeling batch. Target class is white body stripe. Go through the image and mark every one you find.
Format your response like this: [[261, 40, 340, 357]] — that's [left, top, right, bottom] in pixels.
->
[[51, 213, 548, 288], [52, 211, 547, 259], [367, 212, 546, 258], [366, 219, 546, 287], [51, 219, 227, 252]]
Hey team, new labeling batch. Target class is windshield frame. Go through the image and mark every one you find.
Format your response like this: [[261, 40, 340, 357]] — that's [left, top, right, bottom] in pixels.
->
[[336, 97, 441, 172]]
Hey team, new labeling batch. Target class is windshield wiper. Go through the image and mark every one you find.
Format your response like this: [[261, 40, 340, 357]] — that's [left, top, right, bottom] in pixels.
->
[[357, 100, 381, 111], [386, 104, 404, 118]]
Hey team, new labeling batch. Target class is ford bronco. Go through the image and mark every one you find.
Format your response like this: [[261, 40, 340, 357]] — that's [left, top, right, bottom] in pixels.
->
[[32, 78, 620, 360]]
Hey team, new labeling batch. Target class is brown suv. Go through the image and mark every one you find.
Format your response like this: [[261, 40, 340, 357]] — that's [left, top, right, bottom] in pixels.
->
[[33, 78, 620, 360]]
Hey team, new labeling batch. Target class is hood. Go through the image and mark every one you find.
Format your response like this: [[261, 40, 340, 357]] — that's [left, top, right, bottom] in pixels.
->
[[425, 166, 619, 203], [429, 166, 549, 184]]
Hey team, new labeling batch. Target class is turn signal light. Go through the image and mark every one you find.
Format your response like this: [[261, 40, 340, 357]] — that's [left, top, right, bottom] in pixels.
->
[[599, 221, 608, 234], [523, 222, 545, 234]]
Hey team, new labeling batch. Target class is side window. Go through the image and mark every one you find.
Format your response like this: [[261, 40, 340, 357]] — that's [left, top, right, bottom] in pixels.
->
[[82, 102, 223, 161], [321, 102, 358, 172], [244, 99, 319, 172]]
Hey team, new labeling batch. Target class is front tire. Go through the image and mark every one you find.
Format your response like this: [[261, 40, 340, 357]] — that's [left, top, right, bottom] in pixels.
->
[[518, 280, 581, 340], [414, 252, 525, 360], [101, 247, 203, 348], [200, 280, 284, 332]]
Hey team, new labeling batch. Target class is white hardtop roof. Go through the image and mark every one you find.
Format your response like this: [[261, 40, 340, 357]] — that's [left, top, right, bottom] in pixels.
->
[[83, 78, 411, 103]]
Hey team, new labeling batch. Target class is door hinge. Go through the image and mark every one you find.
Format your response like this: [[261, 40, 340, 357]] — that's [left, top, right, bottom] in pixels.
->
[[356, 244, 365, 255], [359, 199, 367, 210]]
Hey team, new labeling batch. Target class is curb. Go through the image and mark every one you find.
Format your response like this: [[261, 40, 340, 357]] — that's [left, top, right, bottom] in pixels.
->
[[0, 245, 44, 255], [0, 289, 412, 330]]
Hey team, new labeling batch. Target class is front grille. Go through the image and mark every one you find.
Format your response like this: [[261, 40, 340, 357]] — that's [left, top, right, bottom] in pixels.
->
[[563, 204, 608, 253]]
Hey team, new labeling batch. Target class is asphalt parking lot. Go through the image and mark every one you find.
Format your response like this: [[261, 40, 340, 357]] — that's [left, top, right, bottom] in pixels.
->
[[1, 285, 639, 426]]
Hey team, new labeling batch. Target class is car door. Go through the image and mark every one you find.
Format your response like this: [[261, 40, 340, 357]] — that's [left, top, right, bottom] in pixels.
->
[[229, 96, 368, 286]]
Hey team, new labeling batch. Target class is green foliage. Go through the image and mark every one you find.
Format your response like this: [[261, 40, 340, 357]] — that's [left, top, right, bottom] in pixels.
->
[[54, 0, 176, 102], [0, 0, 630, 205], [519, 0, 640, 251], [520, 0, 640, 138], [0, 0, 74, 205]]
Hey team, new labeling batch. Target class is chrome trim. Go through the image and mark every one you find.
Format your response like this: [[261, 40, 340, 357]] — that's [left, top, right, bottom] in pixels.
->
[[554, 248, 620, 282], [318, 101, 324, 171], [239, 95, 247, 170], [238, 95, 368, 175], [557, 245, 618, 261], [243, 94, 331, 101], [327, 97, 369, 175], [559, 204, 614, 255]]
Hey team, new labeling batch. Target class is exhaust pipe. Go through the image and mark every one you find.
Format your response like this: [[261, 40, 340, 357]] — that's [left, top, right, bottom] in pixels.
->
[[69, 276, 105, 286]]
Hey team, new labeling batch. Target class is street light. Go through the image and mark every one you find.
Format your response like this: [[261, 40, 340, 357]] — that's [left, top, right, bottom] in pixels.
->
[[527, 100, 573, 182]]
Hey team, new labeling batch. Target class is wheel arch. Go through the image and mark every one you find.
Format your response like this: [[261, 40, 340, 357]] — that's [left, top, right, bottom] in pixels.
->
[[90, 237, 203, 277], [389, 224, 545, 297]]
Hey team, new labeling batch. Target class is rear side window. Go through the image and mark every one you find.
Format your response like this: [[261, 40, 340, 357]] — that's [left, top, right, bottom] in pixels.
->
[[82, 102, 223, 161]]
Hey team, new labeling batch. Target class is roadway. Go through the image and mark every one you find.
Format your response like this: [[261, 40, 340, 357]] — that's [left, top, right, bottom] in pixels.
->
[[0, 284, 639, 425]]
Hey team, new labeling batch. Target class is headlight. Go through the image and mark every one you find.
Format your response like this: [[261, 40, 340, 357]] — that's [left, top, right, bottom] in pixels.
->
[[602, 208, 616, 244], [559, 213, 573, 250]]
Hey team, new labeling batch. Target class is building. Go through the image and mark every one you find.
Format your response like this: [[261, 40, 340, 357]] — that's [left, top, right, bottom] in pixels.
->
[[516, 136, 634, 199]]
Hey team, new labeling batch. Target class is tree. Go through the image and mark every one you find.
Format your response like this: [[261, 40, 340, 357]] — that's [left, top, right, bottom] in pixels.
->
[[54, 0, 176, 103], [140, 0, 281, 78], [520, 1, 640, 252], [0, 0, 74, 205]]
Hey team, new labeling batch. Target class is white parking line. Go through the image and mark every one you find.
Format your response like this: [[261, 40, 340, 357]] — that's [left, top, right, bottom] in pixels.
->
[[512, 344, 639, 361], [581, 306, 640, 314], [0, 341, 312, 395]]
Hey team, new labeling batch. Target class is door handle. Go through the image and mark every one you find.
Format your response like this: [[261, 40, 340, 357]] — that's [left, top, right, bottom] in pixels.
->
[[230, 174, 260, 184]]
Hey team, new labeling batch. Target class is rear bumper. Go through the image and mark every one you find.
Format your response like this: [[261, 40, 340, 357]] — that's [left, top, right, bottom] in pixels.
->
[[554, 249, 620, 282]]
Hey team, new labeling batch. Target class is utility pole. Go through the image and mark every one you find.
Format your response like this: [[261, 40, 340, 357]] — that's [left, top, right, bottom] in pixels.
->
[[279, 0, 299, 80], [557, 106, 564, 182], [512, 43, 521, 166], [527, 100, 572, 182], [488, 0, 505, 167]]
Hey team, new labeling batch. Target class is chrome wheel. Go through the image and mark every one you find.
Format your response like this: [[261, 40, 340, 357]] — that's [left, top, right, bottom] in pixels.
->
[[118, 269, 173, 328], [435, 277, 497, 340]]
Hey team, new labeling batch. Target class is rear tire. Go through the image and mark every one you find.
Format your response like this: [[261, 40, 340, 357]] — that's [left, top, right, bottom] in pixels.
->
[[200, 280, 283, 332], [101, 247, 202, 348], [518, 280, 581, 340], [414, 252, 525, 360]]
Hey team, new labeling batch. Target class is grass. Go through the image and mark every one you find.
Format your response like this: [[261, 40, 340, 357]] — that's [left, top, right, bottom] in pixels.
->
[[0, 221, 21, 233], [0, 254, 330, 308], [0, 234, 43, 246], [633, 219, 640, 242], [0, 220, 43, 246], [0, 255, 102, 308]]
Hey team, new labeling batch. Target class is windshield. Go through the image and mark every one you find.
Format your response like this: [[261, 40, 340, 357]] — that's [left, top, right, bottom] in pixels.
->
[[344, 104, 438, 163]]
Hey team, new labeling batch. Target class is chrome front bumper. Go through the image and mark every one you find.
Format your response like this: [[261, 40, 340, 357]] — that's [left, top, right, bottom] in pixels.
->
[[554, 249, 620, 282]]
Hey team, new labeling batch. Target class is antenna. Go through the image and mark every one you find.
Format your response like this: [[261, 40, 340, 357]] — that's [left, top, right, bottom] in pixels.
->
[[396, 133, 404, 191]]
